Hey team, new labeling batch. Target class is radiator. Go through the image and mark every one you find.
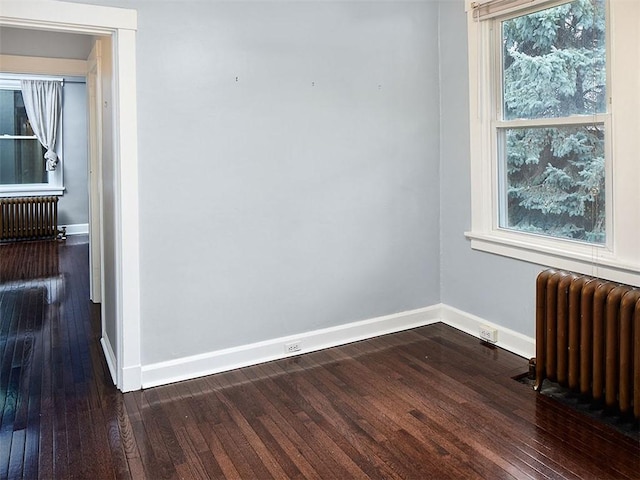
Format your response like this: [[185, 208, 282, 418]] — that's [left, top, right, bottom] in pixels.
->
[[534, 269, 640, 420], [0, 196, 60, 242]]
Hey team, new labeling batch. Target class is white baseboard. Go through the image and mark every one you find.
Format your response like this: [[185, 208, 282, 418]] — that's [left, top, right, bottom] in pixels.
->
[[61, 223, 89, 236], [100, 335, 117, 385], [102, 333, 142, 392], [141, 305, 442, 389], [121, 365, 143, 393], [440, 304, 535, 360], [137, 303, 534, 390]]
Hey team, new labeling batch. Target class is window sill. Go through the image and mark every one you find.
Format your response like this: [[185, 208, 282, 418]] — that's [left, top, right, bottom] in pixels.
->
[[465, 230, 640, 287], [0, 185, 64, 198]]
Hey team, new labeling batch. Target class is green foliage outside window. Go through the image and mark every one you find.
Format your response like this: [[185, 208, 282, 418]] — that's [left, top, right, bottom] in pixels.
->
[[501, 0, 606, 244]]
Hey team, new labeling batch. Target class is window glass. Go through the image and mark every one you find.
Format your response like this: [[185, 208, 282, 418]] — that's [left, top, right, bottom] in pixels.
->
[[0, 88, 47, 186], [500, 124, 605, 244], [498, 0, 606, 245], [502, 0, 606, 121]]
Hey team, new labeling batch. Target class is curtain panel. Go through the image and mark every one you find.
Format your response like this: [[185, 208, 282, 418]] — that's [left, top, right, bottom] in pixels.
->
[[20, 80, 62, 171]]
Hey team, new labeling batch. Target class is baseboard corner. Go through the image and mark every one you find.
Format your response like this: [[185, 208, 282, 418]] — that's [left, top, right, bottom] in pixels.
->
[[439, 304, 534, 359]]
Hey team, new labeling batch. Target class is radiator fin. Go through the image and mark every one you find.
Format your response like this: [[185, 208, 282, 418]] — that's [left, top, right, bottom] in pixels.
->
[[535, 269, 640, 420], [0, 196, 59, 242]]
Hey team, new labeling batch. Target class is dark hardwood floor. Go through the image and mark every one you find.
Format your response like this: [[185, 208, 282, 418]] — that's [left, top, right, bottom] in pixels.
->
[[0, 239, 638, 479]]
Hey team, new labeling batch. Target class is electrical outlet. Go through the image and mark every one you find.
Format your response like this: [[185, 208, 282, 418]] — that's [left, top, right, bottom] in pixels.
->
[[285, 341, 302, 354], [479, 325, 498, 343]]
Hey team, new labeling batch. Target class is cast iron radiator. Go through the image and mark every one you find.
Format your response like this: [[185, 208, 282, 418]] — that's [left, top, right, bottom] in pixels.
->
[[534, 269, 640, 420], [0, 196, 60, 242]]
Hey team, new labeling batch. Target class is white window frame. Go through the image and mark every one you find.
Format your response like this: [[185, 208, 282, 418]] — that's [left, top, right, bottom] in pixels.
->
[[0, 75, 64, 197], [465, 0, 640, 287]]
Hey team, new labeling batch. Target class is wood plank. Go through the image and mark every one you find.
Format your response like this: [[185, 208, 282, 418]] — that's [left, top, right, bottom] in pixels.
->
[[0, 239, 638, 479]]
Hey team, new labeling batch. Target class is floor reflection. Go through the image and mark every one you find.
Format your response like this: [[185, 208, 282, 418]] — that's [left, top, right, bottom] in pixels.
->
[[0, 240, 81, 478]]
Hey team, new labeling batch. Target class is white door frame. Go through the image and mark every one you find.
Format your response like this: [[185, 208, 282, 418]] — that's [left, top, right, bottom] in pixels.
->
[[87, 41, 104, 305], [0, 1, 142, 391]]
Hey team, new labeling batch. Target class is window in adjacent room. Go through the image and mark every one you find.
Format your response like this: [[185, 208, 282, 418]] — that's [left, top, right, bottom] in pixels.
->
[[466, 0, 640, 285], [0, 76, 63, 196]]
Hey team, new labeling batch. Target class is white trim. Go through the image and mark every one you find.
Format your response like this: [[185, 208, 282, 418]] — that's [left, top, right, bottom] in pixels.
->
[[440, 304, 535, 359], [141, 306, 442, 389], [466, 232, 640, 287], [102, 328, 141, 392], [0, 55, 87, 77], [0, 0, 137, 31], [493, 114, 609, 129], [121, 365, 143, 392], [113, 28, 141, 393], [0, 185, 65, 197], [61, 223, 89, 236], [100, 335, 117, 386], [87, 41, 103, 304]]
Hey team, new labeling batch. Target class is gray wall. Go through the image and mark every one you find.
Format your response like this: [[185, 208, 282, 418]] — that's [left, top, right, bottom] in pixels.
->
[[438, 0, 542, 337], [56, 0, 542, 368], [59, 79, 89, 226], [75, 0, 441, 364]]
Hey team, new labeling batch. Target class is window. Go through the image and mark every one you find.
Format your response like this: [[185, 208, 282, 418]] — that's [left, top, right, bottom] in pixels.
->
[[466, 0, 640, 286], [0, 77, 63, 196], [499, 1, 607, 244]]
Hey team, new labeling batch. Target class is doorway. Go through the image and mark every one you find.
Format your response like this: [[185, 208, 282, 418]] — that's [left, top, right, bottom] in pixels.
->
[[0, 1, 141, 392]]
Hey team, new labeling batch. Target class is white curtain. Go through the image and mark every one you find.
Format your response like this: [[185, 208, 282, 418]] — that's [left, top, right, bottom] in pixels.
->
[[20, 80, 62, 171]]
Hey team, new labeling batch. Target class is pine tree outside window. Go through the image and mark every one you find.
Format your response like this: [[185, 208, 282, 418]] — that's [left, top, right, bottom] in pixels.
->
[[498, 0, 607, 245], [466, 0, 640, 286]]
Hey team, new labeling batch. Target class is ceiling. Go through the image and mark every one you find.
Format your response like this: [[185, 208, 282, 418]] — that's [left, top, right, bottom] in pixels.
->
[[0, 26, 94, 60]]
